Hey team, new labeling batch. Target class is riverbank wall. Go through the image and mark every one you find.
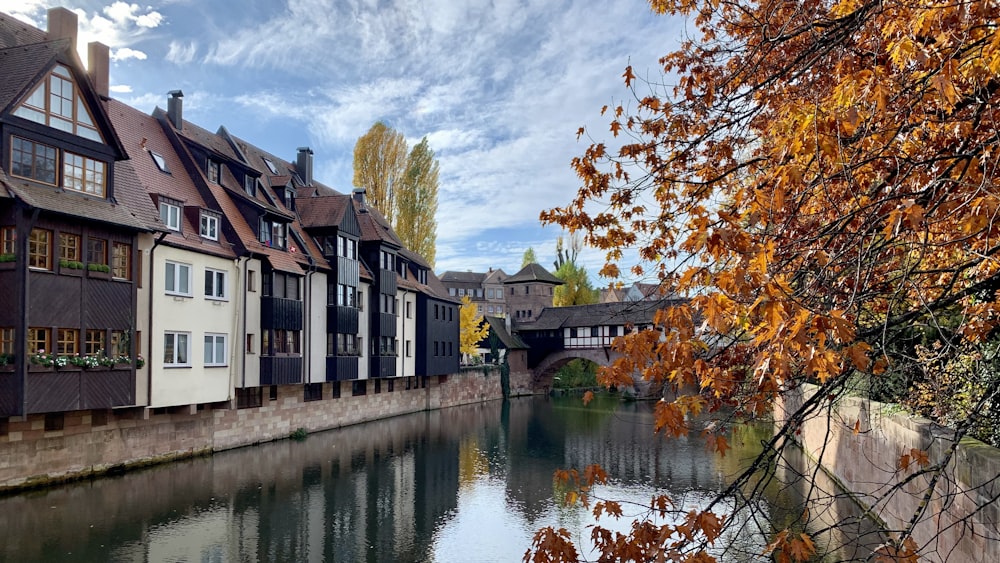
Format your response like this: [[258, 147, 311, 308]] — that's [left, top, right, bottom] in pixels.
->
[[0, 368, 504, 492], [776, 385, 1000, 562]]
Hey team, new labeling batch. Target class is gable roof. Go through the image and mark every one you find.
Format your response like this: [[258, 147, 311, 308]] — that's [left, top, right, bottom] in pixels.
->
[[0, 39, 63, 112], [504, 263, 564, 285], [0, 12, 48, 49], [295, 194, 351, 229], [355, 201, 403, 248], [1, 172, 150, 231], [484, 316, 528, 349], [483, 268, 508, 284], [522, 300, 681, 331], [440, 270, 486, 284]]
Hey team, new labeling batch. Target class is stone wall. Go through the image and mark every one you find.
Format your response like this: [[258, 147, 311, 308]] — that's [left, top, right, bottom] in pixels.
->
[[0, 371, 502, 492], [777, 385, 1000, 562]]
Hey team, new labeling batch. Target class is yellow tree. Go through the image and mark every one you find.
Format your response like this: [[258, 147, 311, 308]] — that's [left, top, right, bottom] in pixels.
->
[[396, 137, 440, 267], [459, 295, 489, 360], [352, 121, 407, 223], [528, 0, 1000, 561]]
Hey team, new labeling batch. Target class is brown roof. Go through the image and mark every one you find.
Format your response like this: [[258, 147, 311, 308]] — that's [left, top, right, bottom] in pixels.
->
[[440, 270, 487, 284], [295, 194, 351, 229], [174, 118, 241, 161], [0, 12, 48, 48], [1, 177, 149, 230], [355, 202, 402, 247], [505, 263, 564, 285], [107, 99, 235, 258], [0, 40, 63, 112]]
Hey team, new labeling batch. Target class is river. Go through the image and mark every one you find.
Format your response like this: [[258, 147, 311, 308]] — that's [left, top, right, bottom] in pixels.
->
[[0, 395, 871, 562]]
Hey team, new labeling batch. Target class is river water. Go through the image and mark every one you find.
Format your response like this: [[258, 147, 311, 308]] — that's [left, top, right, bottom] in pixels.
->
[[0, 395, 871, 562]]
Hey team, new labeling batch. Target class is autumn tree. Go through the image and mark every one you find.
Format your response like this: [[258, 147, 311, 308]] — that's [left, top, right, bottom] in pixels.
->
[[459, 295, 489, 362], [528, 0, 1000, 561], [395, 137, 440, 267], [352, 121, 407, 223], [552, 234, 598, 307]]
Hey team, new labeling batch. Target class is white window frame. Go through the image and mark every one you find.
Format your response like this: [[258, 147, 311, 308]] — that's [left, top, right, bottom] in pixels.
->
[[205, 268, 228, 300], [163, 331, 190, 367], [164, 260, 192, 297], [200, 213, 219, 241], [160, 202, 180, 231], [204, 333, 227, 366]]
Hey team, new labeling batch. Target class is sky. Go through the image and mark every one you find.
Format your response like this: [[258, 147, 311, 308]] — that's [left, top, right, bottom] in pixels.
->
[[1, 0, 684, 284]]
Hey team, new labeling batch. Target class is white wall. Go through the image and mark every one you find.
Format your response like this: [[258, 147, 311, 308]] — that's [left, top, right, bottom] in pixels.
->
[[305, 270, 327, 383], [148, 246, 239, 407], [396, 289, 417, 377], [358, 280, 370, 380], [242, 259, 262, 387]]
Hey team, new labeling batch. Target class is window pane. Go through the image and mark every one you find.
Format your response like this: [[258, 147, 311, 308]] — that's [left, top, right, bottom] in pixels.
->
[[177, 334, 188, 364], [178, 265, 189, 294], [165, 262, 176, 292], [204, 335, 213, 363]]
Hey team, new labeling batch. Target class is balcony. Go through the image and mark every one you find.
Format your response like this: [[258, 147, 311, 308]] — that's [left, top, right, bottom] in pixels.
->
[[261, 297, 303, 330], [326, 356, 359, 381], [260, 356, 303, 385], [0, 368, 133, 416]]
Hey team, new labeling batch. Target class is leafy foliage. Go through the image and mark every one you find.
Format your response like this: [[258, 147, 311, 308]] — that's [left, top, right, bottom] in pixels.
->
[[552, 233, 599, 307], [528, 0, 1000, 560], [522, 247, 538, 268], [459, 295, 489, 358], [352, 121, 407, 223], [396, 137, 440, 267]]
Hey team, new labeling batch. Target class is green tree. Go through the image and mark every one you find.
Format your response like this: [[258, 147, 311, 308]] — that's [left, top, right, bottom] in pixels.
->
[[396, 137, 439, 267], [552, 234, 598, 306], [352, 121, 407, 223], [521, 247, 537, 268]]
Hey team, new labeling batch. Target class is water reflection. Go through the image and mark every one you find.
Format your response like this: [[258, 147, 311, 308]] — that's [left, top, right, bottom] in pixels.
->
[[0, 396, 867, 562]]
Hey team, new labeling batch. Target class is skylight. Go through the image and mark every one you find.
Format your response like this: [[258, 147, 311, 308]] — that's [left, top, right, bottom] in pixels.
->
[[150, 151, 170, 173], [262, 157, 278, 174]]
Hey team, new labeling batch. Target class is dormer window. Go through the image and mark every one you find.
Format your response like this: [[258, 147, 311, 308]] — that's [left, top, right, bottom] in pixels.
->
[[13, 64, 102, 143], [259, 217, 286, 249], [11, 136, 106, 196], [200, 211, 220, 241], [244, 174, 257, 196], [150, 152, 170, 173], [207, 159, 220, 183], [262, 157, 278, 174], [159, 198, 181, 231]]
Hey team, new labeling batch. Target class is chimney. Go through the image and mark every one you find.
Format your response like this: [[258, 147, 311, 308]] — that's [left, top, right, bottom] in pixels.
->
[[88, 42, 109, 98], [47, 8, 78, 51], [167, 90, 184, 129], [353, 188, 368, 213], [296, 147, 314, 186]]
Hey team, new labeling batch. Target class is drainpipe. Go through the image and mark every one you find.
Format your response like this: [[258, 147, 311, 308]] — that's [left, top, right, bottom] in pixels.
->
[[240, 257, 248, 389], [303, 258, 316, 384], [231, 256, 245, 397], [146, 232, 168, 407]]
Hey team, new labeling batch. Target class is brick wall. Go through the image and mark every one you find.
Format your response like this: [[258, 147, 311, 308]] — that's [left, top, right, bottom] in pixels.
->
[[777, 385, 1000, 562], [0, 371, 502, 492]]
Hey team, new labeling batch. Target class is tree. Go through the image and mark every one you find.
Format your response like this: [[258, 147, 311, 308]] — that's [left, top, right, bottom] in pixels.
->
[[396, 137, 440, 267], [352, 121, 407, 223], [459, 296, 489, 361], [521, 247, 538, 268], [529, 0, 1000, 561], [552, 234, 598, 307]]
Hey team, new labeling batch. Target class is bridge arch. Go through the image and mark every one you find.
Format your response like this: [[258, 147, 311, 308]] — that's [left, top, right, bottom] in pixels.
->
[[530, 347, 621, 392]]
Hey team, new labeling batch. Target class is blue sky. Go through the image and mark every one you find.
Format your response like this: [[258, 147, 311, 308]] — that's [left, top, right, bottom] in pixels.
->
[[2, 0, 683, 283]]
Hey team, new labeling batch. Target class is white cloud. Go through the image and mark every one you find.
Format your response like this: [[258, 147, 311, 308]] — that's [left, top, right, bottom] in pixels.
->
[[109, 84, 133, 93], [165, 40, 197, 65], [111, 47, 146, 61]]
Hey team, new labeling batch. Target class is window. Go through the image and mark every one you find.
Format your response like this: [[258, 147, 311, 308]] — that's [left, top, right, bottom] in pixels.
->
[[163, 332, 190, 366], [478, 305, 483, 313], [112, 243, 131, 280], [164, 261, 192, 296], [150, 151, 170, 173], [395, 299, 400, 317], [10, 137, 57, 185], [87, 238, 107, 266], [488, 305, 494, 313], [204, 268, 227, 300], [591, 326, 600, 337], [1, 227, 14, 256], [358, 291, 364, 311], [476, 289, 483, 298], [248, 270, 256, 292], [207, 159, 220, 183], [28, 228, 51, 269], [85, 329, 104, 355], [264, 329, 300, 355], [63, 152, 106, 196], [246, 334, 255, 354], [487, 288, 494, 299], [204, 333, 227, 366], [160, 201, 180, 231], [352, 380, 367, 396], [244, 174, 257, 195], [459, 288, 465, 296], [259, 218, 286, 249], [448, 287, 457, 296], [406, 301, 412, 318], [380, 250, 394, 270], [56, 328, 78, 355], [336, 284, 355, 307], [405, 340, 412, 357], [236, 387, 262, 409], [59, 233, 80, 262], [304, 383, 323, 402], [27, 327, 50, 354], [0, 328, 13, 355], [265, 272, 300, 300], [13, 64, 101, 142], [262, 157, 278, 174], [336, 333, 358, 356], [200, 213, 219, 240], [111, 330, 129, 356]]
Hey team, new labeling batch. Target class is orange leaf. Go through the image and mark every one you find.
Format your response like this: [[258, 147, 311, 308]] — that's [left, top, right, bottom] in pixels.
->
[[582, 390, 595, 406], [853, 419, 861, 435]]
